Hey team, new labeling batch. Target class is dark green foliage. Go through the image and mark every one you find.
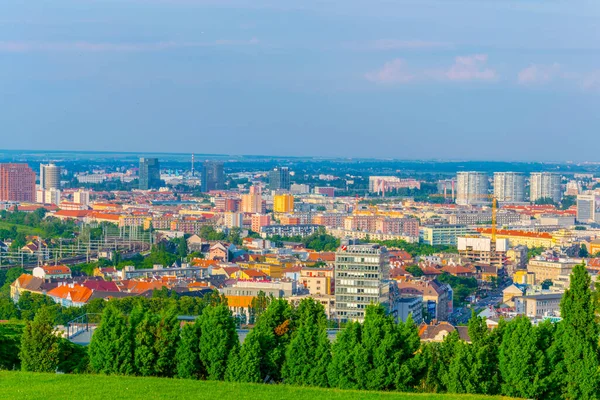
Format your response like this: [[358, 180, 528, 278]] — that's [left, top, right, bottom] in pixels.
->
[[328, 321, 361, 389], [198, 304, 239, 380], [176, 322, 203, 379], [499, 316, 553, 399], [405, 265, 424, 277], [134, 311, 159, 376], [282, 298, 331, 387], [57, 339, 89, 374], [19, 307, 60, 372], [551, 263, 600, 399], [249, 291, 271, 324], [0, 323, 23, 370], [437, 273, 478, 306], [89, 306, 134, 375], [225, 329, 263, 383], [154, 308, 181, 377], [579, 243, 589, 258]]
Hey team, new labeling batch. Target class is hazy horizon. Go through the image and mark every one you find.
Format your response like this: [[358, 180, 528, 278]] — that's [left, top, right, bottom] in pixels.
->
[[3, 0, 600, 161]]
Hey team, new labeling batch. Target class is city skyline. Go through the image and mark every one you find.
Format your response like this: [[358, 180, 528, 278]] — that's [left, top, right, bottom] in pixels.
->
[[3, 0, 600, 161]]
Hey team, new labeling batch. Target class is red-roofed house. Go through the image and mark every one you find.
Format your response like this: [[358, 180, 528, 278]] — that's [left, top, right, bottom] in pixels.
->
[[83, 280, 119, 292], [32, 265, 72, 280], [47, 284, 93, 307]]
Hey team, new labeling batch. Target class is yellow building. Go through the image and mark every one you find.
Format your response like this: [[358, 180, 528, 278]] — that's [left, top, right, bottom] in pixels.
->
[[478, 229, 554, 248], [273, 194, 294, 213], [513, 270, 536, 286], [238, 262, 283, 279]]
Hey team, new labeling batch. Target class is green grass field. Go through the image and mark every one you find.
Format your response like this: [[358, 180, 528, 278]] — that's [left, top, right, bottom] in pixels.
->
[[0, 372, 517, 400], [0, 221, 43, 236]]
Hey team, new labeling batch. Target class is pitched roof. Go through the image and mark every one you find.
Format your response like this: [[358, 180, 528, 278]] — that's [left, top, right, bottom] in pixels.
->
[[83, 280, 119, 292], [47, 284, 94, 303], [13, 274, 44, 292], [241, 269, 269, 278], [306, 252, 336, 262], [42, 265, 71, 275]]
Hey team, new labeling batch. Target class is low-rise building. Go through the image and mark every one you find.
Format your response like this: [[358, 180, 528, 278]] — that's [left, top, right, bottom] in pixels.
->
[[514, 292, 563, 317], [419, 224, 473, 246], [32, 265, 72, 280], [527, 258, 579, 284]]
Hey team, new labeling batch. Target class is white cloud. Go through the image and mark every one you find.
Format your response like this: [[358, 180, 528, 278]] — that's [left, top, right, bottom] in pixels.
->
[[365, 54, 498, 85], [365, 58, 415, 84], [438, 54, 498, 82], [518, 63, 562, 85]]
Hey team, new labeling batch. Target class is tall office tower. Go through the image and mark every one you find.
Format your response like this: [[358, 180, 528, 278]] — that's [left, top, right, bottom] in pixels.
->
[[0, 163, 36, 202], [530, 172, 562, 203], [201, 161, 225, 192], [139, 158, 161, 190], [335, 243, 390, 323], [576, 194, 599, 223], [40, 163, 61, 190], [456, 172, 489, 205], [493, 172, 525, 203], [269, 167, 291, 191]]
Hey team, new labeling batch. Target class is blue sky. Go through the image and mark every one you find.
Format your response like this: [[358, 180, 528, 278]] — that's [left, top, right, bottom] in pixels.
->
[[1, 0, 599, 161]]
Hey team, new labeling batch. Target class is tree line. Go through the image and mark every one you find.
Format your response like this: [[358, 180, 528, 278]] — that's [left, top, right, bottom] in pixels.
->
[[9, 263, 600, 399]]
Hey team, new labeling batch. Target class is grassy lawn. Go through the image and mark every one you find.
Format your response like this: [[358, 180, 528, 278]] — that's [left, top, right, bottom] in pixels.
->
[[0, 221, 43, 236], [0, 372, 517, 400]]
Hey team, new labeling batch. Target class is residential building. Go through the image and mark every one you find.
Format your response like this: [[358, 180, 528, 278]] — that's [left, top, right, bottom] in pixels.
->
[[314, 187, 336, 197], [47, 283, 93, 308], [477, 228, 554, 248], [201, 161, 225, 192], [241, 186, 264, 213], [288, 294, 336, 319], [300, 267, 334, 295], [394, 296, 424, 324], [251, 214, 271, 233], [32, 265, 72, 280], [530, 172, 562, 203], [369, 176, 420, 194], [73, 190, 90, 206], [223, 212, 244, 228], [419, 224, 473, 246], [576, 194, 599, 223], [0, 163, 36, 202], [221, 280, 297, 319], [36, 188, 61, 205], [273, 194, 294, 213], [493, 172, 525, 203], [118, 265, 207, 280], [335, 244, 390, 322], [456, 171, 489, 205], [40, 163, 61, 190], [527, 258, 579, 284], [397, 280, 453, 321], [514, 292, 563, 317], [290, 183, 310, 194], [269, 167, 291, 191], [260, 224, 321, 238], [447, 209, 523, 225], [139, 158, 160, 190]]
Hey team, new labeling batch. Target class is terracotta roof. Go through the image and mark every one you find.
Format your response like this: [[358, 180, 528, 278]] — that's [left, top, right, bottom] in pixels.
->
[[54, 210, 92, 218], [306, 252, 336, 262], [42, 265, 71, 275], [477, 228, 553, 239], [47, 284, 93, 303], [13, 274, 44, 292], [441, 265, 475, 275], [241, 269, 268, 278], [397, 280, 445, 297]]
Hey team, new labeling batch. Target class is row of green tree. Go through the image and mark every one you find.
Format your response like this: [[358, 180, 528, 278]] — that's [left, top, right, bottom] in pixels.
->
[[267, 228, 340, 252], [0, 208, 78, 247], [14, 264, 600, 399]]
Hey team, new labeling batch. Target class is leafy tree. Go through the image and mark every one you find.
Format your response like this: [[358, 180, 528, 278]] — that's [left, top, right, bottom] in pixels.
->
[[226, 329, 263, 383], [0, 323, 22, 370], [176, 321, 203, 379], [405, 265, 424, 277], [282, 298, 331, 387], [154, 307, 180, 377], [134, 311, 159, 376], [499, 316, 553, 398], [89, 306, 134, 375], [550, 263, 600, 399], [199, 304, 239, 380], [328, 321, 361, 389], [249, 291, 271, 324], [19, 306, 60, 372], [466, 313, 502, 395], [579, 243, 589, 258]]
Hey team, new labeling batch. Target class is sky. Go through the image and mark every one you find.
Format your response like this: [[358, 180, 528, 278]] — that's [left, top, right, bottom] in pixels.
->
[[1, 0, 600, 161]]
